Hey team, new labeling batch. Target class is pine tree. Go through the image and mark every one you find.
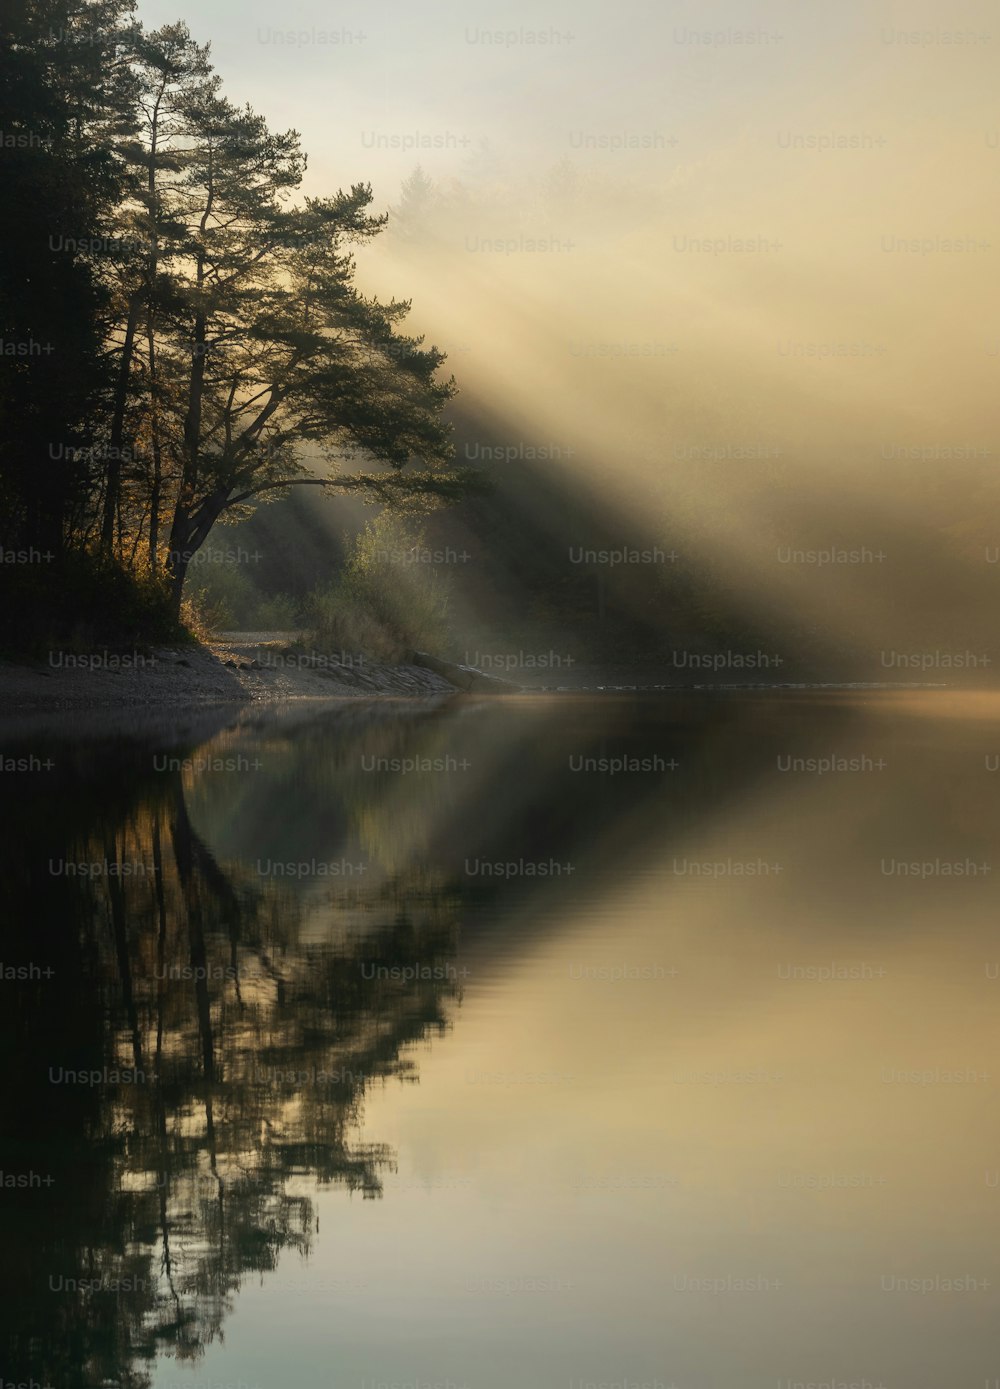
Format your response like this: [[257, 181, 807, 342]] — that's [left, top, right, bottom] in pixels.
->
[[0, 0, 137, 557]]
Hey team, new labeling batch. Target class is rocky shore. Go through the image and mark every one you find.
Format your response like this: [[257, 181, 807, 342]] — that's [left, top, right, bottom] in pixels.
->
[[0, 636, 461, 710]]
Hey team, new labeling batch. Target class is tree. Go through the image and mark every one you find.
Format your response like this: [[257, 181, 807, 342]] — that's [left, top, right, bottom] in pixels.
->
[[98, 21, 216, 559], [388, 164, 439, 244], [83, 33, 477, 619], [157, 98, 471, 615], [3, 6, 480, 638], [0, 0, 138, 557]]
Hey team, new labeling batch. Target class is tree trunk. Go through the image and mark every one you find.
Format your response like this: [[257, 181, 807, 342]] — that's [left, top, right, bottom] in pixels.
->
[[146, 97, 163, 572], [183, 310, 207, 477], [167, 553, 189, 622], [166, 488, 230, 622], [165, 296, 210, 619], [147, 322, 163, 572], [101, 287, 144, 555]]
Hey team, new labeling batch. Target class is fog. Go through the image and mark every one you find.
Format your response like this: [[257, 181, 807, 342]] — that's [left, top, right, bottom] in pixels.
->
[[132, 0, 1000, 658]]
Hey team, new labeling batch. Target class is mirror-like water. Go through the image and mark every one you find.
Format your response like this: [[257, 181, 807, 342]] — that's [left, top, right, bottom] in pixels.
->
[[1, 691, 998, 1389]]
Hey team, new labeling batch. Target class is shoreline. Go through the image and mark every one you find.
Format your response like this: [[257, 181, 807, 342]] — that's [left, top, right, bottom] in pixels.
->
[[0, 636, 972, 712], [0, 637, 458, 711]]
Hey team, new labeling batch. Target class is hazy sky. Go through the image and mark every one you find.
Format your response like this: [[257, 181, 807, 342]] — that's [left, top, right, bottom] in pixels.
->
[[131, 0, 999, 189], [133, 0, 1000, 653]]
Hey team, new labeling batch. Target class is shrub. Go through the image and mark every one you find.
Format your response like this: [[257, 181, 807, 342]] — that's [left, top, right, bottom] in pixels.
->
[[184, 558, 300, 633], [305, 513, 453, 661], [0, 550, 187, 657], [256, 593, 301, 631]]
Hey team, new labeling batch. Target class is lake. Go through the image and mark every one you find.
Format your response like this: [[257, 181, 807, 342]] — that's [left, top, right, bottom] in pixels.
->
[[1, 689, 998, 1389]]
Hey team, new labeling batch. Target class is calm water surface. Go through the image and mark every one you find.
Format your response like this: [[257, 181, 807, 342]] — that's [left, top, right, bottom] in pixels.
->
[[1, 691, 999, 1388]]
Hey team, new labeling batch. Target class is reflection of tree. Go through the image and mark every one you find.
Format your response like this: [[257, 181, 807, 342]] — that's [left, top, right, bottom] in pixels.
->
[[0, 696, 851, 1387], [0, 741, 463, 1389], [190, 696, 835, 942]]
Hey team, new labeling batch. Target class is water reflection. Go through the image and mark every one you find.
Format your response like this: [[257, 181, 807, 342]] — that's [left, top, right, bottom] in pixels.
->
[[2, 715, 461, 1386], [2, 692, 997, 1386], [0, 695, 773, 1385]]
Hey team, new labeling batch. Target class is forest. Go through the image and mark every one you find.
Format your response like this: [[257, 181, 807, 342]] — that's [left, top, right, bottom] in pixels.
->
[[1, 0, 477, 651]]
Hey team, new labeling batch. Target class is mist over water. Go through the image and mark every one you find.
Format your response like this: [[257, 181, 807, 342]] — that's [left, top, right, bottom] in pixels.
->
[[1, 693, 999, 1386]]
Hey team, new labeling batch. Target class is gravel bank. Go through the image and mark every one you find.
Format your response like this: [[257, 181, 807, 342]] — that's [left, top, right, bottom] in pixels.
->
[[0, 636, 458, 710]]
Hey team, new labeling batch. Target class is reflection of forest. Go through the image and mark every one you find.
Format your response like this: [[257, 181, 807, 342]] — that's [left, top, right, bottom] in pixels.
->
[[0, 695, 853, 1387], [0, 722, 465, 1389]]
